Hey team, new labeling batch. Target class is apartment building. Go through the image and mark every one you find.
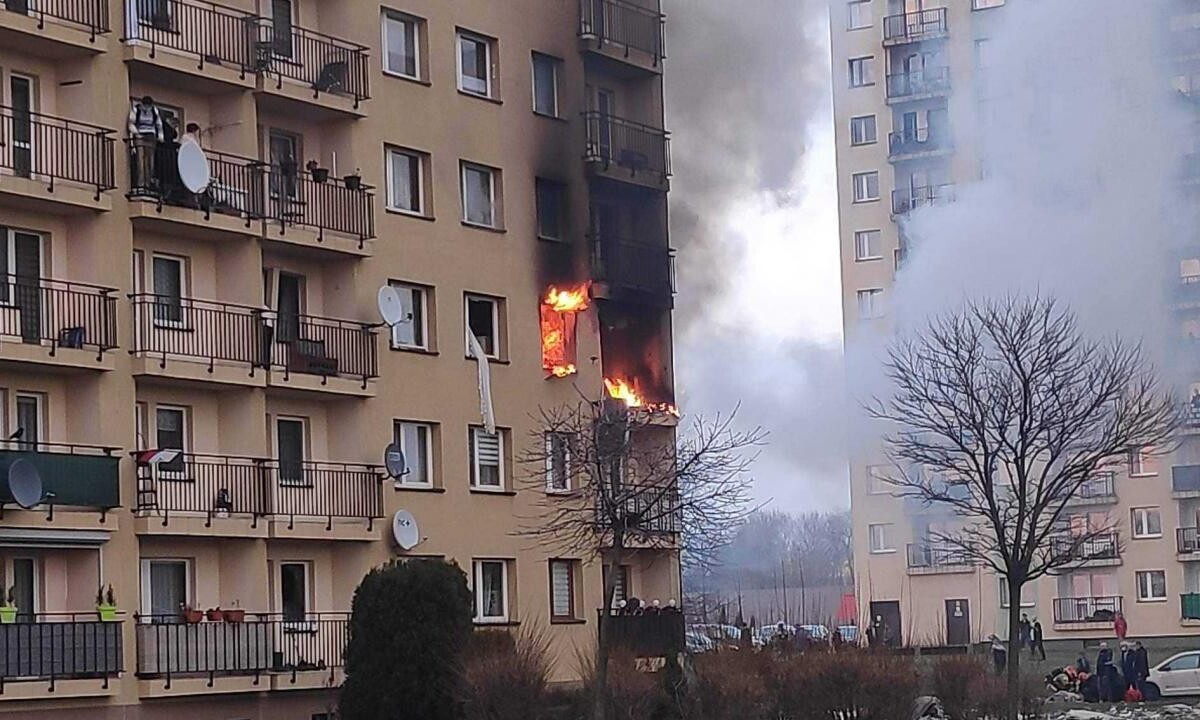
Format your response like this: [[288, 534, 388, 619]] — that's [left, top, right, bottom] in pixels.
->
[[833, 0, 1200, 649], [0, 0, 678, 716]]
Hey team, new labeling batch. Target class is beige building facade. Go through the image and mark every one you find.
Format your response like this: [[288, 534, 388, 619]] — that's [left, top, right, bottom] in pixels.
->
[[0, 0, 678, 716], [833, 0, 1200, 649]]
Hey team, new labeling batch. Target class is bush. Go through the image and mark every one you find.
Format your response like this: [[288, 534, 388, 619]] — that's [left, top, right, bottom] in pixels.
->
[[578, 648, 672, 720], [929, 655, 993, 720], [774, 650, 917, 720], [683, 651, 773, 720], [460, 627, 553, 720], [339, 559, 473, 720]]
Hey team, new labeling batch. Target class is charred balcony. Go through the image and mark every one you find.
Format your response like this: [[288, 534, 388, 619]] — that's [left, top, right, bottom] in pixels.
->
[[590, 233, 674, 308], [892, 183, 954, 216], [1178, 527, 1200, 556], [596, 487, 681, 536], [883, 8, 948, 46], [1064, 472, 1117, 506], [887, 127, 952, 161], [885, 67, 951, 103], [578, 0, 665, 75], [583, 112, 670, 190]]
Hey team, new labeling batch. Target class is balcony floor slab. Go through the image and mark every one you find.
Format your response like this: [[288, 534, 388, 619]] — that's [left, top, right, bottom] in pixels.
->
[[0, 175, 111, 214], [124, 43, 258, 92], [255, 77, 366, 120], [130, 200, 263, 242], [132, 356, 268, 389], [0, 14, 108, 58], [266, 371, 375, 398], [0, 507, 116, 533], [134, 513, 268, 539], [262, 222, 372, 258], [267, 517, 379, 542], [0, 676, 120, 701], [138, 674, 265, 699], [0, 342, 114, 373], [270, 667, 343, 692]]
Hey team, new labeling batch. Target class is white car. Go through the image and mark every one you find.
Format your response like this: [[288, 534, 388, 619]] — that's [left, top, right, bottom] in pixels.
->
[[1146, 651, 1200, 698]]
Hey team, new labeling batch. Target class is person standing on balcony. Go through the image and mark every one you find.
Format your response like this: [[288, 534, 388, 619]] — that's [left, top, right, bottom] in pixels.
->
[[128, 96, 164, 192]]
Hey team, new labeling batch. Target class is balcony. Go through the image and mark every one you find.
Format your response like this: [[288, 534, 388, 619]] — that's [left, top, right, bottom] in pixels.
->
[[263, 169, 375, 254], [892, 184, 954, 216], [1, 0, 110, 56], [134, 453, 384, 539], [590, 233, 674, 308], [0, 443, 120, 525], [1065, 472, 1117, 506], [885, 67, 951, 103], [254, 19, 370, 116], [0, 277, 118, 371], [888, 128, 952, 161], [598, 611, 684, 657], [0, 614, 122, 699], [583, 112, 670, 191], [1052, 596, 1121, 627], [135, 612, 347, 696], [128, 147, 266, 238], [0, 107, 115, 212], [578, 0, 665, 75], [883, 8, 948, 46], [264, 313, 378, 395], [1049, 532, 1121, 566], [1179, 528, 1200, 557], [130, 294, 265, 387], [905, 543, 972, 575], [122, 0, 260, 90], [598, 487, 681, 539], [1173, 464, 1200, 497], [1183, 593, 1200, 621]]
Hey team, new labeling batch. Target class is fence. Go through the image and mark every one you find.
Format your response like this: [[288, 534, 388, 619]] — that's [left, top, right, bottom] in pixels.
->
[[123, 0, 259, 73], [583, 112, 671, 181], [0, 614, 122, 687], [578, 0, 664, 62], [264, 313, 378, 382], [5, 0, 109, 36], [1052, 596, 1121, 624], [128, 145, 265, 222], [265, 170, 375, 242], [883, 8, 948, 43], [130, 294, 264, 371], [256, 21, 370, 103], [0, 277, 117, 357], [0, 106, 114, 195], [590, 234, 674, 299]]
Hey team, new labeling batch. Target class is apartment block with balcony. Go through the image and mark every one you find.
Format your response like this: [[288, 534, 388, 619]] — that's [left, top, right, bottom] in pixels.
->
[[834, 0, 1200, 650], [0, 0, 681, 714]]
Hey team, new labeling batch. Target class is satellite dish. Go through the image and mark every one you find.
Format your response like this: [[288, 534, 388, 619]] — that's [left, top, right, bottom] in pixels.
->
[[377, 286, 405, 327], [383, 442, 406, 479], [392, 509, 420, 550], [8, 459, 43, 510], [178, 140, 211, 194]]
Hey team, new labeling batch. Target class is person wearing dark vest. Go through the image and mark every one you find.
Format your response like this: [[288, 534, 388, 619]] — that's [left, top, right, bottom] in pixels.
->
[[127, 96, 164, 191], [1031, 618, 1046, 660]]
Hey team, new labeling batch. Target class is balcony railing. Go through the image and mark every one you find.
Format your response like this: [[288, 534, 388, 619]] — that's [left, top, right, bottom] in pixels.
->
[[598, 610, 684, 657], [123, 0, 259, 74], [883, 8, 948, 44], [0, 276, 117, 358], [888, 127, 951, 158], [1183, 593, 1200, 620], [1179, 528, 1200, 554], [1052, 596, 1121, 625], [590, 233, 674, 300], [579, 0, 665, 64], [0, 443, 120, 514], [135, 453, 383, 525], [128, 146, 266, 222], [0, 106, 115, 196], [885, 67, 951, 100], [906, 543, 970, 570], [1049, 532, 1120, 564], [599, 488, 680, 535], [5, 0, 110, 37], [135, 612, 347, 683], [0, 614, 123, 687], [256, 20, 370, 104], [583, 112, 671, 183], [892, 184, 954, 215], [130, 294, 264, 371], [1068, 472, 1117, 502], [1174, 464, 1200, 492], [265, 170, 375, 243], [265, 313, 379, 384]]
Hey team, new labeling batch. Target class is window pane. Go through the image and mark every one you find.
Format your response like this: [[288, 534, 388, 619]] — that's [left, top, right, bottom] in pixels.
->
[[149, 561, 187, 618], [460, 35, 489, 95], [390, 284, 425, 348], [464, 166, 494, 226], [152, 257, 182, 322], [15, 395, 38, 449], [855, 230, 880, 260], [281, 563, 307, 621], [156, 408, 185, 472], [547, 432, 570, 490], [551, 561, 572, 617], [850, 116, 876, 145], [473, 428, 501, 487], [389, 151, 419, 212], [385, 16, 417, 76], [13, 558, 34, 621], [397, 422, 430, 484], [536, 179, 563, 240], [277, 419, 305, 483], [467, 298, 496, 355], [480, 561, 505, 617], [533, 54, 557, 115]]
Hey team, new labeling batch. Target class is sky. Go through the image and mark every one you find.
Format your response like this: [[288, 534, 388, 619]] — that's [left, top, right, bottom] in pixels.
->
[[667, 1, 847, 512]]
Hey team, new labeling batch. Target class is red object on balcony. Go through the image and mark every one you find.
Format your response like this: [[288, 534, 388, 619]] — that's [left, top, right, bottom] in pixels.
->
[[838, 593, 857, 623]]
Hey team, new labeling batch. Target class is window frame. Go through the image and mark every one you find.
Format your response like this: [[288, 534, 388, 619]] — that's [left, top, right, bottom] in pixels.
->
[[971, 0, 1004, 10], [849, 114, 877, 146], [531, 52, 561, 118], [274, 415, 309, 487], [1131, 507, 1162, 539], [13, 392, 43, 451], [854, 229, 882, 261], [384, 146, 426, 216], [139, 557, 192, 617], [857, 288, 884, 319], [394, 420, 435, 488], [464, 293, 501, 360], [548, 559, 577, 621], [868, 523, 894, 553], [154, 404, 189, 477], [473, 559, 509, 623], [848, 56, 875, 87], [865, 464, 891, 495], [279, 560, 314, 627], [387, 281, 430, 351], [545, 431, 575, 494], [535, 177, 566, 241], [150, 253, 188, 329], [851, 171, 880, 202], [381, 10, 422, 81], [460, 161, 499, 229], [469, 426, 506, 491], [847, 0, 873, 30], [1135, 569, 1167, 602], [456, 29, 495, 99], [1129, 447, 1157, 477]]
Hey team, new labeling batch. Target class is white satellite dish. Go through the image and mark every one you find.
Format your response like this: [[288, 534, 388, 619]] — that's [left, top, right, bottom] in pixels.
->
[[178, 140, 211, 194], [8, 459, 43, 510], [392, 509, 420, 550], [377, 286, 405, 327]]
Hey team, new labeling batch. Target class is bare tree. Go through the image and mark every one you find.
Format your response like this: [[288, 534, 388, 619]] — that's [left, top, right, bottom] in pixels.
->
[[517, 399, 762, 720], [870, 296, 1177, 713]]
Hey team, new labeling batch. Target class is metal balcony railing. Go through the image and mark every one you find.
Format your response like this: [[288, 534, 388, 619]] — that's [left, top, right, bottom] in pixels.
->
[[1052, 596, 1121, 624], [0, 443, 120, 513], [265, 313, 378, 384], [888, 127, 951, 157], [0, 106, 115, 196], [0, 614, 123, 687], [589, 233, 674, 300], [128, 146, 265, 222], [892, 184, 954, 214], [1049, 532, 1120, 563], [885, 67, 951, 99], [130, 294, 265, 371], [255, 20, 370, 104], [598, 487, 681, 535], [583, 112, 671, 182], [1070, 472, 1117, 501], [123, 0, 259, 73], [5, 0, 110, 37], [265, 170, 375, 243], [598, 610, 684, 657], [1179, 527, 1200, 554], [1183, 593, 1200, 620], [0, 276, 117, 358], [578, 0, 665, 63], [264, 460, 384, 525], [883, 8, 948, 44], [906, 543, 970, 569]]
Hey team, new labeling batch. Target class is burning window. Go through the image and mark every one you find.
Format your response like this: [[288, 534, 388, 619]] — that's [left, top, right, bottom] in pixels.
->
[[540, 284, 589, 377]]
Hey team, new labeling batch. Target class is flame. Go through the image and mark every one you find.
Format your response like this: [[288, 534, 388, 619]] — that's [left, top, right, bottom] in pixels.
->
[[544, 284, 590, 313], [541, 284, 589, 378], [604, 378, 644, 407]]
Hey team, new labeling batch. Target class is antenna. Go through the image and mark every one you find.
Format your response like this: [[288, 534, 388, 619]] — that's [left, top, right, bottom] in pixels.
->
[[383, 441, 407, 479], [392, 509, 420, 550], [377, 286, 405, 327], [178, 140, 211, 194], [7, 459, 44, 509]]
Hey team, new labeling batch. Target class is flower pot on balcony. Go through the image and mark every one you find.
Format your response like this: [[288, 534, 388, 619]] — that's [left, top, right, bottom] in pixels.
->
[[311, 168, 329, 183], [0, 606, 16, 624], [206, 608, 224, 622], [343, 174, 362, 191], [183, 608, 204, 624], [96, 603, 118, 622], [223, 608, 246, 623]]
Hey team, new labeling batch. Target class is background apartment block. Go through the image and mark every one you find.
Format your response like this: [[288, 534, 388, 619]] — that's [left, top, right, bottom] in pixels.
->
[[833, 0, 1200, 651], [0, 0, 678, 716]]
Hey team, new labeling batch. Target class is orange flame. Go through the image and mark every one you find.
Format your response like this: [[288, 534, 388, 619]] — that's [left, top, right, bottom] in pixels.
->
[[541, 284, 589, 378], [604, 378, 644, 407], [544, 284, 590, 313]]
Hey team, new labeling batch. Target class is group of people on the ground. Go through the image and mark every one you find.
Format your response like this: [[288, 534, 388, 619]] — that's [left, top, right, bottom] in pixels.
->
[[988, 614, 1046, 674], [609, 596, 682, 616], [1056, 639, 1150, 702]]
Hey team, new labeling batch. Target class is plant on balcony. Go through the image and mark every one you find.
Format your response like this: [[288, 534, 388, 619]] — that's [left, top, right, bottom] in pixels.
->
[[181, 604, 204, 624], [0, 586, 15, 624], [223, 603, 246, 623], [96, 584, 118, 622], [306, 160, 329, 183], [343, 169, 363, 191], [206, 607, 224, 622]]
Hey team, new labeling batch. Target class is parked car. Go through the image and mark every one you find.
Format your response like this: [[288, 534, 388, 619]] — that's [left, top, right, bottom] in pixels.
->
[[685, 629, 718, 654], [1145, 651, 1200, 698], [798, 624, 829, 640], [837, 625, 859, 643], [756, 623, 796, 646]]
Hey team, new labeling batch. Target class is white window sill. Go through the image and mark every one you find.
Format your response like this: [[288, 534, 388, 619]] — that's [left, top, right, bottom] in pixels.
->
[[1136, 597, 1168, 603], [382, 69, 429, 85], [852, 197, 880, 204], [470, 485, 509, 494], [1132, 534, 1163, 540], [545, 487, 575, 496], [1130, 472, 1158, 478], [869, 548, 896, 555], [385, 205, 429, 218]]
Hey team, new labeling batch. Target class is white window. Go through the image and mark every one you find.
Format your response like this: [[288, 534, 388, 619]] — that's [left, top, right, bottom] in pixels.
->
[[852, 171, 879, 202], [387, 282, 428, 350], [1132, 507, 1162, 539], [461, 162, 497, 228], [13, 392, 42, 451], [549, 559, 576, 619], [849, 56, 875, 87], [473, 559, 509, 621], [850, 115, 877, 145], [1136, 570, 1167, 602], [972, 0, 1004, 9], [998, 578, 1037, 608], [140, 558, 190, 618], [385, 147, 424, 215], [545, 431, 574, 493], [535, 178, 565, 241], [868, 523, 894, 553], [1130, 447, 1157, 476], [847, 1, 872, 29], [465, 294, 500, 359], [382, 11, 420, 79], [394, 421, 433, 487], [866, 464, 890, 494], [858, 288, 884, 319], [470, 426, 504, 490], [152, 254, 186, 326], [854, 230, 882, 260], [531, 53, 560, 117], [457, 30, 495, 98]]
